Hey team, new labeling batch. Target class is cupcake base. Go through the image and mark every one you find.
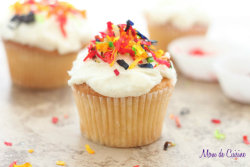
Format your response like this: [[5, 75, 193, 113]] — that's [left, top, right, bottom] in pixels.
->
[[3, 40, 79, 89], [147, 22, 208, 51], [72, 79, 174, 147]]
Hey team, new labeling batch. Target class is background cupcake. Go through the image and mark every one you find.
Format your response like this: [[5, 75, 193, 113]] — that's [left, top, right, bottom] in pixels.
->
[[145, 0, 209, 51], [68, 20, 177, 147], [168, 36, 227, 82], [1, 0, 92, 89]]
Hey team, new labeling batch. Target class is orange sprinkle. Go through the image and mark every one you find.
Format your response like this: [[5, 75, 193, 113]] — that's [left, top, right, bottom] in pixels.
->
[[85, 144, 95, 154], [56, 161, 66, 166], [28, 149, 34, 153]]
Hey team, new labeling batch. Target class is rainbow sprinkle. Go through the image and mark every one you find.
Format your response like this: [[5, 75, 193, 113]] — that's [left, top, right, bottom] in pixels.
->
[[84, 20, 171, 70], [9, 161, 17, 167], [243, 135, 250, 145], [4, 141, 13, 146], [13, 162, 32, 167], [9, 0, 86, 37], [28, 149, 34, 153], [85, 144, 95, 154], [56, 161, 66, 166], [214, 129, 225, 140]]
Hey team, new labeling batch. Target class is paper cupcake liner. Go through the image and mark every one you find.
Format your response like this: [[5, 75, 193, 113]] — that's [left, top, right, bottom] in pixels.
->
[[72, 86, 174, 148], [3, 40, 78, 89], [146, 21, 208, 51]]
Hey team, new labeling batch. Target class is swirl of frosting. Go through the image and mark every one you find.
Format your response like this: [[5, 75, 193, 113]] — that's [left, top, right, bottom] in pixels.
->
[[1, 0, 92, 54], [68, 20, 177, 97]]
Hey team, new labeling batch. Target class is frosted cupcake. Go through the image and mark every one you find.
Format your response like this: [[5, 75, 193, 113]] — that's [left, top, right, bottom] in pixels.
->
[[68, 20, 177, 147], [1, 0, 92, 89], [214, 55, 250, 104], [168, 36, 226, 82], [145, 0, 209, 51]]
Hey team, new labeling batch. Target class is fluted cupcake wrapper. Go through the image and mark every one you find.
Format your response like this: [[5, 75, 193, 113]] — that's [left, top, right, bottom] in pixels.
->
[[73, 86, 174, 148], [3, 40, 78, 89]]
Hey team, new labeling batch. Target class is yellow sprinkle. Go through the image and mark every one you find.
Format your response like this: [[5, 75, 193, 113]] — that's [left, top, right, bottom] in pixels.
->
[[110, 49, 118, 66], [28, 149, 34, 153], [106, 35, 112, 41], [171, 143, 176, 146], [96, 42, 109, 52], [113, 36, 119, 42], [85, 144, 95, 154], [128, 57, 143, 69], [56, 161, 66, 166], [14, 163, 32, 167], [155, 50, 164, 58], [133, 42, 145, 56]]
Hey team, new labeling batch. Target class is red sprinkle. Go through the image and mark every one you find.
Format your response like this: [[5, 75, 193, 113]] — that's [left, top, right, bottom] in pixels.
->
[[64, 114, 69, 119], [133, 166, 140, 167], [52, 117, 59, 124], [57, 15, 67, 37], [175, 117, 181, 128], [114, 69, 120, 76], [4, 141, 12, 146], [243, 135, 250, 145], [9, 161, 17, 167], [211, 119, 221, 124], [189, 48, 206, 56]]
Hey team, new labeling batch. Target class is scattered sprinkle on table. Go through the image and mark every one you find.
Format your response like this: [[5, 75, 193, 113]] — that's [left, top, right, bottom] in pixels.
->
[[214, 129, 225, 140], [211, 119, 221, 124], [28, 149, 34, 153], [4, 141, 12, 146], [163, 141, 176, 151], [169, 114, 181, 128], [13, 162, 32, 167], [56, 161, 66, 166], [133, 165, 140, 167], [52, 117, 59, 124], [9, 161, 17, 167], [64, 114, 69, 119], [180, 107, 190, 115], [243, 135, 250, 145], [85, 144, 95, 154], [175, 117, 181, 128]]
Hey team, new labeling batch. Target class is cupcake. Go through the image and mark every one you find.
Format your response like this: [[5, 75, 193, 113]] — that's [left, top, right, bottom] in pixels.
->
[[214, 55, 250, 104], [168, 36, 226, 82], [68, 20, 177, 147], [145, 0, 209, 51], [1, 0, 92, 89]]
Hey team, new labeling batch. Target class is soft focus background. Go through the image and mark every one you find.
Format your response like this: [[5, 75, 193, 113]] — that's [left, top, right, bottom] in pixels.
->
[[1, 0, 250, 167], [1, 0, 250, 48]]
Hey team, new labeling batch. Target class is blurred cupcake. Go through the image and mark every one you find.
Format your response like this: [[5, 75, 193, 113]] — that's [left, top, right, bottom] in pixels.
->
[[168, 36, 225, 82], [145, 0, 209, 51], [1, 0, 92, 89], [68, 20, 177, 147], [214, 55, 250, 104]]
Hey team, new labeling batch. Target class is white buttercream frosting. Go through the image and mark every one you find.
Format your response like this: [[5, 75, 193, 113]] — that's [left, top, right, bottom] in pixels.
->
[[1, 11, 92, 54], [68, 49, 177, 98], [146, 0, 209, 30]]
